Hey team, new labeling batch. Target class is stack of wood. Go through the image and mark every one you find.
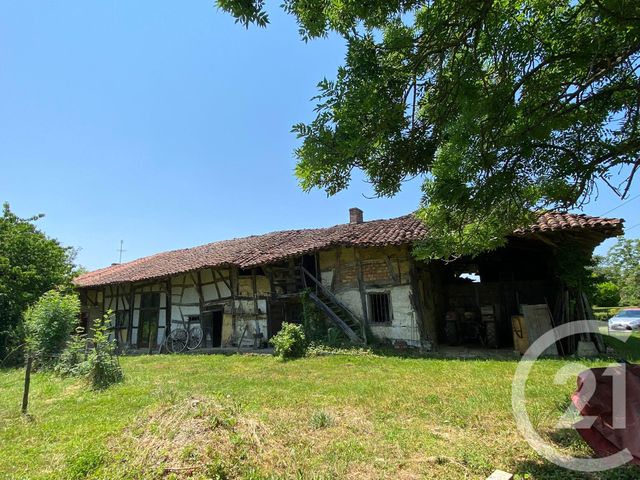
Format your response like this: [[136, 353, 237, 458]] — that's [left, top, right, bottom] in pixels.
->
[[512, 286, 605, 356], [551, 287, 605, 355]]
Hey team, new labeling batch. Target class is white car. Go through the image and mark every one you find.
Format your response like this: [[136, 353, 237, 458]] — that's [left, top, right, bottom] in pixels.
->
[[608, 309, 640, 331]]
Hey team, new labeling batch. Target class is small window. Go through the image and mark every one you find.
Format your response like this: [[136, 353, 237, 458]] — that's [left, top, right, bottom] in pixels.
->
[[368, 292, 391, 324]]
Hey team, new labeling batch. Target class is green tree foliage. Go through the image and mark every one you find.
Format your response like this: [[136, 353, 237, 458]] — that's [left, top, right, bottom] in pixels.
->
[[594, 238, 640, 306], [219, 1, 640, 258], [592, 280, 621, 307], [24, 290, 80, 367], [0, 203, 76, 359]]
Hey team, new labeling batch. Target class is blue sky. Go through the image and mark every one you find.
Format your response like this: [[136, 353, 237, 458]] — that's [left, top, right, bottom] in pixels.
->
[[0, 1, 637, 270]]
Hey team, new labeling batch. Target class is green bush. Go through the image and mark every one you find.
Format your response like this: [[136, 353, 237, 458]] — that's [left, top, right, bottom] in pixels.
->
[[593, 306, 623, 322], [85, 312, 124, 390], [24, 290, 80, 367], [269, 322, 307, 360], [593, 281, 621, 307], [55, 312, 124, 390], [54, 327, 89, 378]]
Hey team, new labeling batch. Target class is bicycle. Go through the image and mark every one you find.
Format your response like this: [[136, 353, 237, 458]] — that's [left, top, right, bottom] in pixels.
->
[[165, 318, 203, 353]]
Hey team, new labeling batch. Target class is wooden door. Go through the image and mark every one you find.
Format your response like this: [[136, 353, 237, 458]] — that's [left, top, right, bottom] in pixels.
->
[[267, 301, 285, 339], [138, 310, 159, 348], [138, 292, 160, 348]]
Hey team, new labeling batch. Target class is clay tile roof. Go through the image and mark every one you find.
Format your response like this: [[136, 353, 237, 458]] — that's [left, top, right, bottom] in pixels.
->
[[515, 212, 623, 235], [74, 212, 623, 288]]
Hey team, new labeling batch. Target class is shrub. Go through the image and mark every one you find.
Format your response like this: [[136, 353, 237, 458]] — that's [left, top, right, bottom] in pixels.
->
[[593, 306, 623, 322], [54, 327, 89, 378], [85, 312, 124, 390], [269, 322, 307, 360], [593, 281, 621, 307], [24, 290, 80, 367], [55, 312, 124, 390]]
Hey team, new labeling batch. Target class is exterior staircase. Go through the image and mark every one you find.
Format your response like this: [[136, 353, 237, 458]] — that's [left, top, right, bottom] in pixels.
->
[[300, 266, 366, 344]]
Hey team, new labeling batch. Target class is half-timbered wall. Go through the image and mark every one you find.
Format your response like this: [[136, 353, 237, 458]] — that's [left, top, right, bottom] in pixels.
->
[[80, 288, 104, 336], [81, 246, 430, 350], [81, 266, 274, 349], [318, 245, 424, 347]]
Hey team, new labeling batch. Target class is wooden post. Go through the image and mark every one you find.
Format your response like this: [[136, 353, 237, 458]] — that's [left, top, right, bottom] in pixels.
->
[[192, 271, 205, 314], [251, 268, 258, 315], [332, 249, 340, 292], [408, 257, 428, 346], [147, 325, 153, 355], [127, 285, 135, 346], [166, 278, 172, 338], [21, 356, 33, 415], [354, 248, 369, 344], [230, 267, 238, 342]]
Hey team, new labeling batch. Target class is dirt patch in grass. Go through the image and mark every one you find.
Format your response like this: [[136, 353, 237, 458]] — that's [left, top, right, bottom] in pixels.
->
[[107, 396, 466, 479], [108, 396, 395, 479]]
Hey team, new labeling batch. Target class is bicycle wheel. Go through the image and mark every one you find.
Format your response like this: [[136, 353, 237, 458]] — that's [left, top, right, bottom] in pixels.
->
[[187, 326, 203, 350], [168, 328, 188, 353]]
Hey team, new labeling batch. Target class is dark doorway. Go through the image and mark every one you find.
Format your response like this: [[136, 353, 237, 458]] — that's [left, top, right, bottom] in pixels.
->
[[202, 310, 224, 347], [302, 254, 317, 278], [267, 299, 303, 338], [268, 302, 285, 339]]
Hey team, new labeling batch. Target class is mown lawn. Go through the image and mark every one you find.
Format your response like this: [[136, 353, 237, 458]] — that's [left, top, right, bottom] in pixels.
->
[[601, 327, 640, 360], [0, 352, 638, 480]]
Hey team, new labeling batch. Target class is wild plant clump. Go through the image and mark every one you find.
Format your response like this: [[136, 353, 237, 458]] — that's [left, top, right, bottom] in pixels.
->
[[310, 410, 333, 429], [300, 290, 348, 347], [54, 327, 89, 378], [85, 312, 124, 389], [56, 311, 124, 390], [300, 289, 327, 342], [269, 322, 307, 360]]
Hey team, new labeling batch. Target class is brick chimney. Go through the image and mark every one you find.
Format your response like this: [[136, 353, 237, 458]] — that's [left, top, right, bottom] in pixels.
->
[[349, 207, 363, 224]]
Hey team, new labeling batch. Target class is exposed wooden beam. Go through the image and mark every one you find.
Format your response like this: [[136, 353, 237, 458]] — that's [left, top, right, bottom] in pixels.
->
[[354, 248, 369, 340]]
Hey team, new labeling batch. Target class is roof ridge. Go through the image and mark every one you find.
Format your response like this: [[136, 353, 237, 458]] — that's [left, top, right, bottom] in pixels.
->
[[74, 211, 623, 287]]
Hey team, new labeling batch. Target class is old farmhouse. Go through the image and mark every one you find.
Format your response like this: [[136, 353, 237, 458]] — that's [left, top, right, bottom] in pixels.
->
[[74, 209, 623, 353]]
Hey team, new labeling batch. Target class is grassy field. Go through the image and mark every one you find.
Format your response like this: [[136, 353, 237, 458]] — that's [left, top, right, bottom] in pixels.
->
[[600, 326, 640, 359], [1, 352, 639, 480]]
